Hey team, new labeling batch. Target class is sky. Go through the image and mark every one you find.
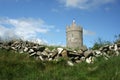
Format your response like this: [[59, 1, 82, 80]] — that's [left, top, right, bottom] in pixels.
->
[[0, 0, 120, 48]]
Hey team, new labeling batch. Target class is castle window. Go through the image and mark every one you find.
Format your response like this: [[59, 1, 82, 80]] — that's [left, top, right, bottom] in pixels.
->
[[71, 34, 73, 37]]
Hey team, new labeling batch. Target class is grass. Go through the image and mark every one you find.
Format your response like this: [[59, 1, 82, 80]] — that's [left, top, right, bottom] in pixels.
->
[[0, 49, 120, 80]]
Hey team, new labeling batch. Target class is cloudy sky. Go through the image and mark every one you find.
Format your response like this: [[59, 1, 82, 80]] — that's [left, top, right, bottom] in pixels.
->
[[0, 0, 120, 47]]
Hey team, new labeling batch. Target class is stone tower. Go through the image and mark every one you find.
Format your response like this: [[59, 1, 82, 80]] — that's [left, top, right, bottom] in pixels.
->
[[66, 20, 83, 49]]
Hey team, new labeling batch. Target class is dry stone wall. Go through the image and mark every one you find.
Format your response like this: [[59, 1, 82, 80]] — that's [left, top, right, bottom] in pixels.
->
[[0, 40, 120, 66]]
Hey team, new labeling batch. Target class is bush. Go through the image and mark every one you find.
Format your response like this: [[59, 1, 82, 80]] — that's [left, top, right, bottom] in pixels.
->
[[114, 34, 120, 44], [92, 38, 111, 50]]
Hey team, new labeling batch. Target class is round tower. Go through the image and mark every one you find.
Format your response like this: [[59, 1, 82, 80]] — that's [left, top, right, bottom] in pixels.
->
[[66, 20, 83, 49]]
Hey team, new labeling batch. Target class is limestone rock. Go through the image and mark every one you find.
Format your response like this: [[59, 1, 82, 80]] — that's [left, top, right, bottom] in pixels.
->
[[67, 61, 74, 66], [28, 49, 34, 54], [45, 47, 51, 53], [77, 49, 83, 54], [100, 45, 109, 52], [51, 52, 58, 59], [36, 51, 41, 56], [86, 56, 94, 64], [93, 50, 102, 57], [61, 49, 68, 57], [75, 60, 82, 63], [84, 50, 93, 58], [57, 48, 64, 55], [24, 47, 28, 52], [30, 52, 36, 56]]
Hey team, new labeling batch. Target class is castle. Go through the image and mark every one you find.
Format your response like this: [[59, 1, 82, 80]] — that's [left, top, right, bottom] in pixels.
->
[[66, 20, 83, 49]]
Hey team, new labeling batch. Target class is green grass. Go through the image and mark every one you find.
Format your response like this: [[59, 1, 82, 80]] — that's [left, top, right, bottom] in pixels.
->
[[0, 49, 120, 80]]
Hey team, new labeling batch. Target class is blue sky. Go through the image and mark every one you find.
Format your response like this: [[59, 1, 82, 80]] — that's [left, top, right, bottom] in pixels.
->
[[0, 0, 120, 47]]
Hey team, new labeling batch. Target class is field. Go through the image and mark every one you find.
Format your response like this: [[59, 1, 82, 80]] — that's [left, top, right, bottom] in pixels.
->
[[0, 49, 120, 80]]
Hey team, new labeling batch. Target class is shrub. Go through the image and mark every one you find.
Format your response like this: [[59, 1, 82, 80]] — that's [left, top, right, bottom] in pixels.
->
[[92, 38, 111, 50]]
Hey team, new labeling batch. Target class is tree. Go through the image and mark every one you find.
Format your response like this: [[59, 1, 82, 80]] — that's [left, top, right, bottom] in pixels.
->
[[92, 38, 111, 50], [114, 34, 120, 44]]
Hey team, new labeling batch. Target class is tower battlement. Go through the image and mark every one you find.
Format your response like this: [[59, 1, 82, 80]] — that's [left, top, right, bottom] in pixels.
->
[[66, 25, 82, 32]]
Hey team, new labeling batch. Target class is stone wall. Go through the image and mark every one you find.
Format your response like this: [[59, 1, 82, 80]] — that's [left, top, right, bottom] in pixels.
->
[[0, 40, 120, 66]]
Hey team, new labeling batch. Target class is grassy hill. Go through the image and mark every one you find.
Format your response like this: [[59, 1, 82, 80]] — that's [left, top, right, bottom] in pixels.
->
[[0, 49, 120, 80]]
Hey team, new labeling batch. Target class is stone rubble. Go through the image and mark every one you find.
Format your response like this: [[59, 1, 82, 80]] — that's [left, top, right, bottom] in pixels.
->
[[0, 40, 120, 66]]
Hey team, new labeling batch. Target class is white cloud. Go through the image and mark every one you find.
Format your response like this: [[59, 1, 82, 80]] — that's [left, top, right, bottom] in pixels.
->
[[48, 41, 65, 47], [0, 17, 54, 44], [83, 29, 95, 35], [58, 0, 116, 9], [51, 8, 59, 13], [56, 29, 60, 32], [15, 0, 31, 2], [104, 7, 111, 11]]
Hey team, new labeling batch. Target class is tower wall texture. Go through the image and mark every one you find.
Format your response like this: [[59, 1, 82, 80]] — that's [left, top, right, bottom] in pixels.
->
[[66, 22, 83, 49]]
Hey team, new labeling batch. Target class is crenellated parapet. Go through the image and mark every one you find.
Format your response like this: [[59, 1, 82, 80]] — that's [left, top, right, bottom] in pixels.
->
[[66, 25, 83, 32]]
